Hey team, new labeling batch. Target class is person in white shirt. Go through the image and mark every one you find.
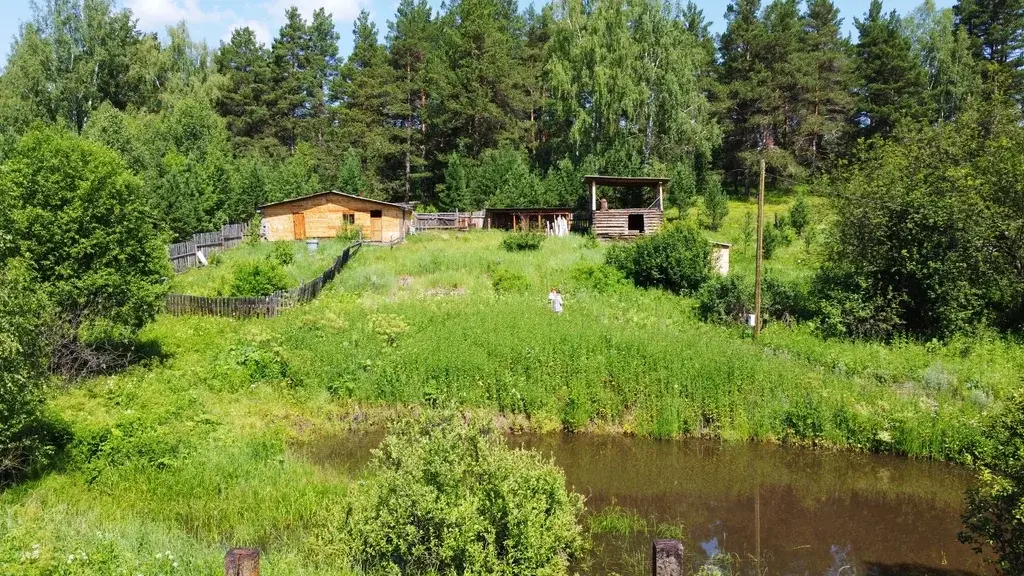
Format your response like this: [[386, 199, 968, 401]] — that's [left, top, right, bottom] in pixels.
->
[[548, 287, 563, 314]]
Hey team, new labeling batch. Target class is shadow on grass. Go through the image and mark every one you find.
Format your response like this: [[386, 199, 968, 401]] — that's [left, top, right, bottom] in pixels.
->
[[867, 562, 988, 576]]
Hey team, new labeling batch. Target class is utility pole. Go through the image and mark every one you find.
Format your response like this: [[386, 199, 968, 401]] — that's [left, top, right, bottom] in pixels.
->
[[754, 158, 765, 339]]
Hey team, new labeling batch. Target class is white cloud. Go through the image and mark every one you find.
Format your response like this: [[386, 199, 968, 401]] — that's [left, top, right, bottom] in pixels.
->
[[126, 0, 235, 31], [223, 19, 273, 45], [263, 0, 364, 27]]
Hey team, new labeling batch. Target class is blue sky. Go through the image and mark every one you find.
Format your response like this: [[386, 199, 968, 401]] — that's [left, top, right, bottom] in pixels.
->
[[1, 0, 952, 66]]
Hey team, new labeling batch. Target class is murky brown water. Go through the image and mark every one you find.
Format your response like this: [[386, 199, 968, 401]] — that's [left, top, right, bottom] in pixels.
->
[[294, 432, 991, 576]]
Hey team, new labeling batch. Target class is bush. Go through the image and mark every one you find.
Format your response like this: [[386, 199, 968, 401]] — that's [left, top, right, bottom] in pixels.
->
[[270, 242, 295, 266], [696, 275, 751, 324], [0, 127, 169, 336], [569, 262, 627, 293], [763, 276, 813, 323], [0, 263, 68, 485], [812, 269, 905, 339], [607, 225, 712, 294], [229, 261, 288, 297], [501, 231, 545, 252], [345, 414, 585, 575], [491, 268, 530, 295], [336, 223, 361, 242], [789, 194, 811, 236], [960, 392, 1024, 573], [702, 177, 728, 231], [762, 225, 784, 260]]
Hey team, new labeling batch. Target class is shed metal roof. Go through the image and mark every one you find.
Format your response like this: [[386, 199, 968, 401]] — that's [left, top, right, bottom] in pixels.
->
[[582, 175, 670, 187], [258, 191, 414, 212]]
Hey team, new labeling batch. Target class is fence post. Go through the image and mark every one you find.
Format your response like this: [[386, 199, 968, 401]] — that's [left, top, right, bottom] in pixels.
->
[[652, 539, 683, 576], [225, 548, 259, 576]]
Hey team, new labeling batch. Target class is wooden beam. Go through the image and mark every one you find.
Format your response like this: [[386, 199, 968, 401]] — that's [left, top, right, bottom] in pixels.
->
[[591, 181, 597, 211]]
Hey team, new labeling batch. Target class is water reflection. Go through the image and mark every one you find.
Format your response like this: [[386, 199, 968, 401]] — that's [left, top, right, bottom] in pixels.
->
[[293, 431, 992, 576]]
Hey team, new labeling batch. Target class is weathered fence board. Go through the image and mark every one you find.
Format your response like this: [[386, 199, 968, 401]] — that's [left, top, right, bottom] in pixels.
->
[[168, 223, 250, 273], [165, 242, 361, 319]]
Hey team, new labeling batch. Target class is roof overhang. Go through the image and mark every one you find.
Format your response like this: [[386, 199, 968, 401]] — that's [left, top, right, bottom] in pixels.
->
[[583, 175, 670, 187], [258, 191, 414, 212]]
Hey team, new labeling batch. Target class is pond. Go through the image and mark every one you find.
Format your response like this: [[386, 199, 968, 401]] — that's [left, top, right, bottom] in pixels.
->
[[294, 432, 991, 576]]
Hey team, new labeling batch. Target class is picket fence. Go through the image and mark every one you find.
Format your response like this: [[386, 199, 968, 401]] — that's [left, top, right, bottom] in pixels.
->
[[165, 242, 361, 319], [168, 223, 249, 273]]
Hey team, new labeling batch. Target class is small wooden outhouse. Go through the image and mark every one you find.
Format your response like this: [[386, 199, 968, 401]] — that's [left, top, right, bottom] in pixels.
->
[[258, 191, 414, 243]]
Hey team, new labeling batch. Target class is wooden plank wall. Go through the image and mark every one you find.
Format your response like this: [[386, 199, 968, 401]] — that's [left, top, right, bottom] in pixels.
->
[[168, 223, 249, 273], [165, 242, 362, 319], [415, 211, 485, 230], [591, 209, 663, 239]]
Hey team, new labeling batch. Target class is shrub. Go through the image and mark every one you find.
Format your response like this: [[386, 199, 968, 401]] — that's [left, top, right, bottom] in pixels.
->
[[607, 225, 712, 294], [491, 268, 530, 294], [369, 313, 409, 346], [960, 391, 1024, 573], [762, 225, 783, 260], [569, 262, 627, 293], [501, 231, 545, 252], [345, 414, 585, 575], [702, 177, 728, 231], [336, 223, 361, 242], [229, 261, 288, 297], [696, 275, 751, 324], [0, 263, 68, 485], [789, 194, 811, 236], [270, 242, 295, 266], [812, 269, 905, 339], [0, 127, 169, 336], [763, 276, 813, 323]]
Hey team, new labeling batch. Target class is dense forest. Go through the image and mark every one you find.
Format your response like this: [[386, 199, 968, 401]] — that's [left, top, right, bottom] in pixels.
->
[[0, 0, 1023, 341]]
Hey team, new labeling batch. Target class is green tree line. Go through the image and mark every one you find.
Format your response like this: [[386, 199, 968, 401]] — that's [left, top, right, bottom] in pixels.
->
[[1, 0, 1019, 235]]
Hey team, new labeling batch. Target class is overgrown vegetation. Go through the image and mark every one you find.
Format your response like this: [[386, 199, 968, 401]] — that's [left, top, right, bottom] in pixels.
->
[[607, 225, 712, 294], [346, 414, 584, 575], [501, 231, 545, 252]]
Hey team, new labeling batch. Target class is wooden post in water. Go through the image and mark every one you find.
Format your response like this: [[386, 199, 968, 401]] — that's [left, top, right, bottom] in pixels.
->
[[652, 539, 683, 576], [225, 548, 260, 576]]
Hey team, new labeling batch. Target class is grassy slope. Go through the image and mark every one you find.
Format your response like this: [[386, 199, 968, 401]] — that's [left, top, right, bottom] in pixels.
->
[[2, 199, 1022, 574]]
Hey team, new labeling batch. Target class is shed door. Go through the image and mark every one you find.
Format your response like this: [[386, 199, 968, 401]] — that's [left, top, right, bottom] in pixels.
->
[[370, 210, 383, 242], [292, 212, 306, 240]]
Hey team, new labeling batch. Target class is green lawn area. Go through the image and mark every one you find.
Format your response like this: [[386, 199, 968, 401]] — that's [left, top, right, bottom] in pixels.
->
[[2, 200, 1021, 574], [168, 238, 353, 296]]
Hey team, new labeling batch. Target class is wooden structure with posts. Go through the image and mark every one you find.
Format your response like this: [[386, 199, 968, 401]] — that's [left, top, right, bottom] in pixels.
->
[[414, 210, 485, 231], [484, 207, 575, 231], [168, 223, 249, 273], [165, 242, 361, 318], [584, 175, 667, 239]]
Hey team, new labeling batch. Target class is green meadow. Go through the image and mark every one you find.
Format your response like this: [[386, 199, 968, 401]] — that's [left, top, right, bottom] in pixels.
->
[[2, 197, 1021, 574]]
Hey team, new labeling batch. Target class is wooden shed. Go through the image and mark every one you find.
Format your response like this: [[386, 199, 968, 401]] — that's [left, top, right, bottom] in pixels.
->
[[259, 191, 414, 243], [584, 175, 667, 239], [485, 208, 574, 231]]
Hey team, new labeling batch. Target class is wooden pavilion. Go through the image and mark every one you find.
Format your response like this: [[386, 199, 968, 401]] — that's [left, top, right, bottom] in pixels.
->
[[584, 175, 668, 239]]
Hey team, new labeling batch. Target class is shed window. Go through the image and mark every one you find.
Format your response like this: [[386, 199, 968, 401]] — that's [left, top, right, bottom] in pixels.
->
[[627, 213, 645, 232], [344, 213, 355, 224], [370, 210, 383, 218]]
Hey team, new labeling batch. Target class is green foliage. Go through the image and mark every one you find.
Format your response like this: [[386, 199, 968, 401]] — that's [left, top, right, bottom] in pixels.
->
[[0, 127, 169, 335], [789, 194, 811, 236], [345, 414, 585, 575], [501, 231, 545, 251], [368, 313, 410, 346], [439, 152, 471, 211], [491, 268, 530, 294], [569, 262, 627, 293], [271, 242, 295, 266], [696, 275, 751, 324], [762, 224, 785, 260], [814, 109, 1024, 339], [0, 263, 68, 485], [960, 391, 1024, 573], [229, 261, 288, 297], [608, 225, 712, 294], [475, 147, 545, 208], [702, 177, 729, 231]]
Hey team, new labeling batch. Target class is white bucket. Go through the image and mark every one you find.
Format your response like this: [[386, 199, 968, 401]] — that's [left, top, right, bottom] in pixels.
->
[[306, 238, 319, 252]]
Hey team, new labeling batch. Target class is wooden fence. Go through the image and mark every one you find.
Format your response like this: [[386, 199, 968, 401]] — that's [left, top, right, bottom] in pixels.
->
[[165, 242, 361, 318], [169, 223, 249, 273], [415, 211, 485, 231]]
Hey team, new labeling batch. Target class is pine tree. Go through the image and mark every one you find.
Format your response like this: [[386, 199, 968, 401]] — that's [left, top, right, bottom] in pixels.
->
[[388, 0, 434, 202], [954, 0, 1024, 96], [268, 8, 314, 153], [215, 27, 272, 150], [428, 0, 532, 158], [719, 0, 768, 193], [336, 11, 400, 199], [307, 9, 341, 146], [853, 0, 927, 139], [793, 0, 854, 170]]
